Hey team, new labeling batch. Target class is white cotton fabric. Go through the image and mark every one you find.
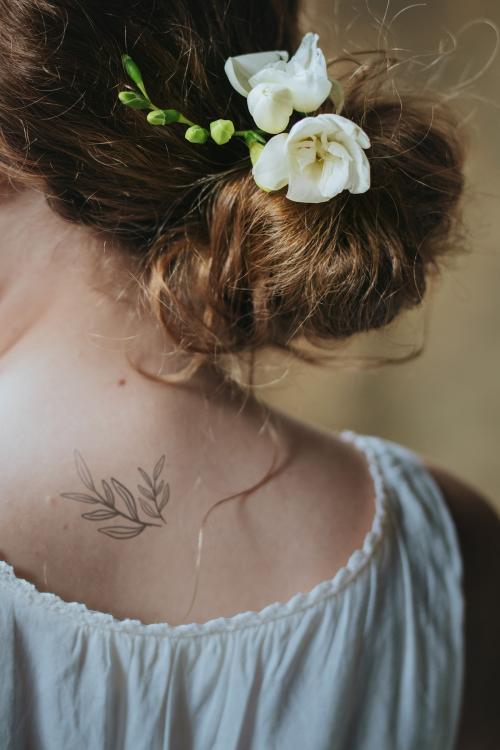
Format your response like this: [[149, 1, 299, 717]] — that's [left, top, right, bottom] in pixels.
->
[[0, 431, 464, 750]]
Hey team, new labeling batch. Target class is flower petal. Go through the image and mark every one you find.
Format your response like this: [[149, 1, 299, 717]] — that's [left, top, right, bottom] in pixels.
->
[[288, 32, 320, 69], [286, 116, 327, 143], [247, 83, 293, 134], [294, 139, 317, 171], [315, 113, 371, 149], [286, 32, 332, 112], [346, 147, 371, 193], [286, 161, 326, 203], [252, 133, 289, 191], [224, 50, 289, 97], [248, 63, 290, 89], [288, 77, 332, 113], [318, 149, 351, 198]]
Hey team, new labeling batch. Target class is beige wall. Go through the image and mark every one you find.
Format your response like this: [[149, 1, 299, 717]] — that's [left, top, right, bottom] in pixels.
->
[[259, 1, 500, 508]]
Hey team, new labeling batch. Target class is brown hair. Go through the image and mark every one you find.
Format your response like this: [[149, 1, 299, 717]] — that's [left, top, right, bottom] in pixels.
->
[[0, 0, 465, 386]]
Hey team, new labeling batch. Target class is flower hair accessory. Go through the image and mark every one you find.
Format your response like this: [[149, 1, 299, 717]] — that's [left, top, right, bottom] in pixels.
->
[[118, 32, 371, 204]]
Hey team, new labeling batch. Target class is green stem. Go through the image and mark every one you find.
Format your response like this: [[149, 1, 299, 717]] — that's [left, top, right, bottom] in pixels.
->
[[136, 91, 159, 111], [178, 113, 197, 127], [234, 130, 267, 150], [234, 128, 265, 137]]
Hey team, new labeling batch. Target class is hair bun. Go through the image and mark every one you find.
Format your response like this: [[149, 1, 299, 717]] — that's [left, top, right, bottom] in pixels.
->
[[0, 0, 464, 381]]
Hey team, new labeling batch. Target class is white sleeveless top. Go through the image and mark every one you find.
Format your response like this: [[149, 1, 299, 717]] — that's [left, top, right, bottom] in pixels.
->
[[0, 431, 464, 750]]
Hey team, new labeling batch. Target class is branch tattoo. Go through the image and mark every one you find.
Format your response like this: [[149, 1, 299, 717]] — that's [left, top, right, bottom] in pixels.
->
[[60, 450, 170, 540]]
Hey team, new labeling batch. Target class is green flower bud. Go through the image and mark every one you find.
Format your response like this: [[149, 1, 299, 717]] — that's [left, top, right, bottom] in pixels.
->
[[118, 91, 150, 110], [249, 141, 264, 166], [185, 125, 209, 144], [147, 109, 180, 126], [210, 119, 235, 145], [121, 54, 149, 100]]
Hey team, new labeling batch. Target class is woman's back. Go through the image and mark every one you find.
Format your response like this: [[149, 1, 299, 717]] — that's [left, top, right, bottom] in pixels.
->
[[0, 413, 467, 749], [0, 342, 377, 627], [0, 219, 498, 746]]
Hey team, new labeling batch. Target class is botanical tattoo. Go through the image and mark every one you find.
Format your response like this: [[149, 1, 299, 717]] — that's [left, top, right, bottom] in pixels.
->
[[60, 451, 170, 539]]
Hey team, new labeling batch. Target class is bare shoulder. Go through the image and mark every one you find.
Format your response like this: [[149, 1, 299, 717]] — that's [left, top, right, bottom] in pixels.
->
[[422, 459, 500, 750]]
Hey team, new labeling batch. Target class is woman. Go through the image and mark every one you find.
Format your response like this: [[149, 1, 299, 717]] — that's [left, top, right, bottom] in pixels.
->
[[0, 0, 498, 748]]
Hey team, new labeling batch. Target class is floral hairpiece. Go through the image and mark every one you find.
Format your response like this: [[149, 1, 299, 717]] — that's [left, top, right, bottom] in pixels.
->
[[118, 32, 371, 204]]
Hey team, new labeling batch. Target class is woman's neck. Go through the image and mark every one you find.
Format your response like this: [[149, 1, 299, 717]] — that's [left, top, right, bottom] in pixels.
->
[[0, 185, 279, 504], [0, 185, 236, 395]]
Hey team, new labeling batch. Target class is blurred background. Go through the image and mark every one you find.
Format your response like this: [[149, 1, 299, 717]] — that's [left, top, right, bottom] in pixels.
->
[[258, 0, 500, 509]]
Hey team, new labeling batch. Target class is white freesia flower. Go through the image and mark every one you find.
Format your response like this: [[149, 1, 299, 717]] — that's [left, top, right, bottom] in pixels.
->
[[248, 32, 332, 113], [252, 114, 371, 203], [224, 32, 334, 133]]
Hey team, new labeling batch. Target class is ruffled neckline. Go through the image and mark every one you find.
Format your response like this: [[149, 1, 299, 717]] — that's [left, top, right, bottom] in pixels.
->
[[0, 430, 391, 639]]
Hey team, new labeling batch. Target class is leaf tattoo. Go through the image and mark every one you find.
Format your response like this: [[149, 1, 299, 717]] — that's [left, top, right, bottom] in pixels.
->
[[138, 467, 153, 489], [60, 450, 171, 540], [101, 479, 115, 507], [110, 477, 139, 521], [137, 484, 154, 501], [74, 449, 96, 492], [158, 483, 170, 513], [82, 509, 119, 521], [153, 454, 165, 481], [98, 526, 145, 540], [138, 497, 159, 519], [59, 492, 98, 505], [136, 454, 170, 523]]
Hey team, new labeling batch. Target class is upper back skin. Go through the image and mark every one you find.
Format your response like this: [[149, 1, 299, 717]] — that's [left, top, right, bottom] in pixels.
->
[[0, 358, 377, 627], [0, 351, 498, 748]]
